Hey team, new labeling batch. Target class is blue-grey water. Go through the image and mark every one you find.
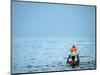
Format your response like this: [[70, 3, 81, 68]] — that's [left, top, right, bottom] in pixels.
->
[[12, 37, 96, 74]]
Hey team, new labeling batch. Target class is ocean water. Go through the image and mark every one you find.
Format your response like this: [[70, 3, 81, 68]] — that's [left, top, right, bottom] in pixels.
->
[[12, 37, 96, 74]]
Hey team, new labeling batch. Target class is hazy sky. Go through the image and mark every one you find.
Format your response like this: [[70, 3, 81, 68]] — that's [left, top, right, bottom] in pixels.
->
[[12, 1, 96, 38]]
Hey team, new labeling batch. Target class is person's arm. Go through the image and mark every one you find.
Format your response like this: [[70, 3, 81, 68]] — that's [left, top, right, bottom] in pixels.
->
[[70, 48, 72, 53], [76, 47, 78, 52], [77, 54, 79, 63], [67, 55, 71, 63]]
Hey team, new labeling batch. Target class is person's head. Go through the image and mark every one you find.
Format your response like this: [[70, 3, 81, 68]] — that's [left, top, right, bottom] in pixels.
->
[[72, 45, 75, 48], [71, 56, 75, 61]]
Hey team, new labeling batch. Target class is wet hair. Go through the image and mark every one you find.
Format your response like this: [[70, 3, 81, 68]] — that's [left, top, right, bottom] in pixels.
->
[[71, 56, 75, 60], [72, 45, 75, 48]]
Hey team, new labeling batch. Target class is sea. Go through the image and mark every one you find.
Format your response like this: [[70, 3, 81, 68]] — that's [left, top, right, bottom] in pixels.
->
[[12, 37, 96, 74]]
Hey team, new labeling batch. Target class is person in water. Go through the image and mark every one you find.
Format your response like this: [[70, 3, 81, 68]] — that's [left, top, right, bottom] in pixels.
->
[[67, 45, 79, 68], [67, 55, 79, 68], [70, 45, 77, 54]]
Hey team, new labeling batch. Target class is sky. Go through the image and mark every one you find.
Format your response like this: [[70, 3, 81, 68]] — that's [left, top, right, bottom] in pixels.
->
[[12, 1, 96, 38]]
